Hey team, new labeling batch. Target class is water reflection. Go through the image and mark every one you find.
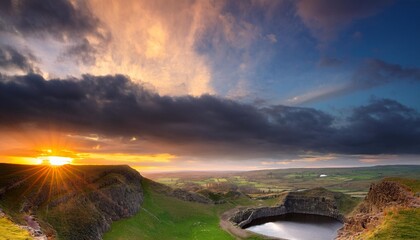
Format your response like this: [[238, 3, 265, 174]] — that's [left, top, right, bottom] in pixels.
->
[[246, 213, 343, 240]]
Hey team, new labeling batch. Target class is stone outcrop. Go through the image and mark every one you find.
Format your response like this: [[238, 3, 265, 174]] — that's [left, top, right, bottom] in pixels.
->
[[229, 188, 345, 229], [283, 191, 344, 221], [222, 188, 346, 238], [337, 180, 420, 240], [230, 206, 289, 228]]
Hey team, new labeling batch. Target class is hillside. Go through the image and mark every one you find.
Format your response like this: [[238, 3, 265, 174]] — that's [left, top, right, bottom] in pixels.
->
[[1, 164, 418, 240], [0, 164, 268, 240], [337, 178, 420, 239], [0, 164, 143, 240], [103, 178, 277, 240]]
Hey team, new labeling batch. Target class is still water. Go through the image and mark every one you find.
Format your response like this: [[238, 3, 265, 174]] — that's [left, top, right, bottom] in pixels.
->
[[246, 213, 343, 240]]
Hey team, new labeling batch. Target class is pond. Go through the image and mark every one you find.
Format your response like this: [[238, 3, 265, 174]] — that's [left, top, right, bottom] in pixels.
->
[[245, 213, 343, 240]]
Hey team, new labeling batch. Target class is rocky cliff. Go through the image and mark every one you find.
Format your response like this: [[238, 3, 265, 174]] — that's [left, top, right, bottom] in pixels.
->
[[224, 188, 348, 236], [337, 180, 420, 239], [0, 164, 143, 240]]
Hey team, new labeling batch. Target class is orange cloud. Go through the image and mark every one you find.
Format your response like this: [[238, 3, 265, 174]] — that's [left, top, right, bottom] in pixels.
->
[[86, 0, 218, 96]]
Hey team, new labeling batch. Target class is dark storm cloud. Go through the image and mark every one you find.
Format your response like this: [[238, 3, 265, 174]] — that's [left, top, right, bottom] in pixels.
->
[[1, 74, 420, 157], [0, 45, 37, 72], [0, 0, 109, 65], [337, 98, 420, 154]]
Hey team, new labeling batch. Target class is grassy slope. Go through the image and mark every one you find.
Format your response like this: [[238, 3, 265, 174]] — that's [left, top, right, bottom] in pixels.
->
[[365, 208, 420, 240], [335, 193, 361, 216], [104, 179, 266, 240], [361, 178, 420, 240], [103, 178, 233, 240], [0, 217, 32, 240]]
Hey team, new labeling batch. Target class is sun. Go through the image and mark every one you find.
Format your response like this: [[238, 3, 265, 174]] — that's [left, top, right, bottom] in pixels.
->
[[36, 155, 73, 166], [46, 156, 73, 166], [34, 148, 75, 166]]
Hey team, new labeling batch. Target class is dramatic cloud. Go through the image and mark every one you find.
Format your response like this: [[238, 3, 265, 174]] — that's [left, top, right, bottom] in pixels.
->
[[0, 0, 109, 65], [296, 0, 393, 42], [289, 59, 420, 105], [1, 74, 419, 159], [86, 0, 215, 96], [86, 0, 282, 96], [0, 1, 419, 169], [0, 45, 37, 73], [338, 98, 420, 154]]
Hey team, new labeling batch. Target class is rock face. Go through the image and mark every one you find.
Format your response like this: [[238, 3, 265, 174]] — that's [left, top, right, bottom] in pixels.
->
[[337, 180, 420, 240], [364, 181, 414, 211], [0, 164, 144, 240], [283, 193, 344, 221], [228, 188, 345, 230]]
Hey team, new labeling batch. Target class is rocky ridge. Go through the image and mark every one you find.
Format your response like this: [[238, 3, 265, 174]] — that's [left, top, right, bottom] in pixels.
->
[[0, 164, 144, 240], [337, 180, 420, 239]]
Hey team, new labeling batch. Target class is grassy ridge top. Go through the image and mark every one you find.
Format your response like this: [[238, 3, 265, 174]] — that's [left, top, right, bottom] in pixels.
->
[[337, 177, 420, 240]]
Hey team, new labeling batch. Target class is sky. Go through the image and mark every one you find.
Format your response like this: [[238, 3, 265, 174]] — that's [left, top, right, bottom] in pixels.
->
[[0, 0, 420, 172]]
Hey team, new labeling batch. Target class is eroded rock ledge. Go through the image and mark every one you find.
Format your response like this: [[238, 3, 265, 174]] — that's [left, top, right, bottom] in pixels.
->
[[222, 188, 346, 238], [336, 180, 420, 240]]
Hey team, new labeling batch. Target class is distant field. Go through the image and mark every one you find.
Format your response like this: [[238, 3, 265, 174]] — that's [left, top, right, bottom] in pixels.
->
[[146, 165, 420, 198]]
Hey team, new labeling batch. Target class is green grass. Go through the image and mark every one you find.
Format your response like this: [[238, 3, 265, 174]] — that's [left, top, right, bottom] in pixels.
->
[[104, 179, 358, 240], [365, 208, 420, 240], [0, 217, 32, 240], [384, 177, 420, 193], [103, 179, 235, 240]]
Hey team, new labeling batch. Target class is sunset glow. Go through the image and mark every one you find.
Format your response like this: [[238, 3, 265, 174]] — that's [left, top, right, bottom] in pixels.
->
[[39, 156, 73, 166], [0, 0, 419, 171], [0, 2, 419, 240]]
